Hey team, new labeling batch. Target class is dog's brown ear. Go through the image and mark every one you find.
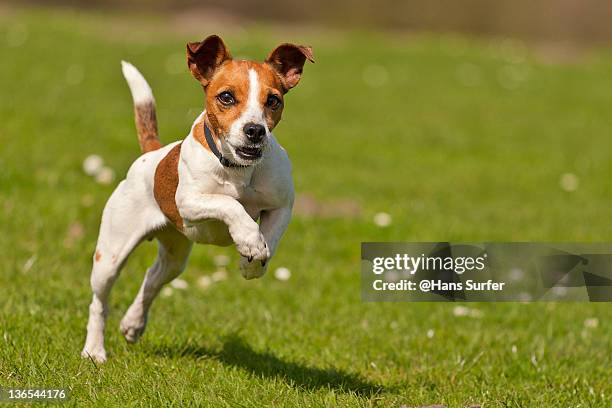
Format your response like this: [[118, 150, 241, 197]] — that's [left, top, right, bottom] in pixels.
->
[[266, 43, 314, 92], [187, 35, 231, 86]]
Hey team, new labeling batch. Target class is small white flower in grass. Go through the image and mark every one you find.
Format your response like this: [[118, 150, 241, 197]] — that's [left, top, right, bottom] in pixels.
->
[[95, 167, 115, 185], [509, 267, 524, 281], [274, 267, 291, 281], [211, 270, 228, 282], [453, 306, 483, 318], [213, 254, 230, 267], [559, 172, 579, 192], [197, 275, 212, 289], [161, 287, 173, 297], [426, 329, 435, 339], [511, 345, 518, 354], [584, 317, 599, 329], [373, 212, 392, 227], [453, 306, 470, 317], [170, 278, 188, 290], [23, 255, 37, 273], [83, 154, 104, 176]]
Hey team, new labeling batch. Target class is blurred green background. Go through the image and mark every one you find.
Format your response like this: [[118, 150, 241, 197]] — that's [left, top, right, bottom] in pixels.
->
[[11, 0, 612, 43], [0, 2, 610, 407]]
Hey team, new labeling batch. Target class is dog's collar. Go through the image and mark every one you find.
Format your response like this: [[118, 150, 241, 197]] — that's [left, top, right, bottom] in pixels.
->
[[203, 122, 248, 168]]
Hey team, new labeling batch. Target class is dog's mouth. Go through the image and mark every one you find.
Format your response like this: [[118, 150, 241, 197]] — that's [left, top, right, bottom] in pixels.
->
[[235, 145, 263, 160]]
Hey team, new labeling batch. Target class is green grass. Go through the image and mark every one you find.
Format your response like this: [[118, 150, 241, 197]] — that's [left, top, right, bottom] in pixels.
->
[[0, 6, 611, 407]]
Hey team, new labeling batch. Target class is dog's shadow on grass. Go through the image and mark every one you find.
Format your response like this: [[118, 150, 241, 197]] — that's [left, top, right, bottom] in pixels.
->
[[152, 334, 385, 396]]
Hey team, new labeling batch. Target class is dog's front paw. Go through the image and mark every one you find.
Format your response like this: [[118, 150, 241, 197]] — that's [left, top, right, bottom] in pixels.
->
[[233, 226, 269, 265], [81, 346, 107, 363], [240, 255, 269, 280], [119, 313, 147, 344]]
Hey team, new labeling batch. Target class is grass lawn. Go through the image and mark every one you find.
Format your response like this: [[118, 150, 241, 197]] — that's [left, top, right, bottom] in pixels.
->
[[0, 6, 610, 407]]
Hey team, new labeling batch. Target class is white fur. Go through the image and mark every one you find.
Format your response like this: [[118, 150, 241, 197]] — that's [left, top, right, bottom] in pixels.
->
[[223, 68, 269, 166], [121, 61, 155, 105], [82, 65, 294, 363]]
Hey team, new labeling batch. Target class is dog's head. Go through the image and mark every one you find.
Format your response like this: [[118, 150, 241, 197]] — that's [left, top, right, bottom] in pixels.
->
[[187, 35, 314, 166]]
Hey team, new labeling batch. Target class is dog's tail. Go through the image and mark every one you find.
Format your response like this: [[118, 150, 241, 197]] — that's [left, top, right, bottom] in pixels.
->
[[121, 61, 162, 153]]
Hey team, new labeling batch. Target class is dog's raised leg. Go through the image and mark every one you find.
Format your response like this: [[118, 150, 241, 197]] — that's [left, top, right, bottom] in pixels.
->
[[177, 193, 270, 265], [239, 206, 292, 279], [120, 228, 192, 344], [81, 187, 153, 363]]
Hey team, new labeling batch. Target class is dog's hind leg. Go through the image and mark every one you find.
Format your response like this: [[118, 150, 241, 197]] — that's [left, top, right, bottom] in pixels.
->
[[120, 227, 192, 344], [81, 184, 159, 363]]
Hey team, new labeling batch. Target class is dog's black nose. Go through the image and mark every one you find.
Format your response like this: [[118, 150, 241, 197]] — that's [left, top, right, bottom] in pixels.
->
[[243, 123, 266, 143]]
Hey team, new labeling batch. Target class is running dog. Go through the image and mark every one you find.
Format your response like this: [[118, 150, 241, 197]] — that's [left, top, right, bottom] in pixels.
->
[[81, 35, 313, 362]]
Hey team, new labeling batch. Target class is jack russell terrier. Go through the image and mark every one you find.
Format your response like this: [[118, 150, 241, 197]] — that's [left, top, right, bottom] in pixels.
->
[[81, 35, 313, 363]]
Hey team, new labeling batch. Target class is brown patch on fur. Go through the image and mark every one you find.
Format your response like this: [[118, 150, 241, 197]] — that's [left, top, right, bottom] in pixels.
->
[[202, 60, 287, 137], [206, 111, 223, 138], [266, 43, 314, 91], [135, 102, 162, 153], [95, 250, 102, 262], [154, 143, 184, 231], [203, 60, 251, 138], [251, 63, 285, 131], [186, 37, 311, 142], [187, 35, 231, 86], [192, 117, 212, 152]]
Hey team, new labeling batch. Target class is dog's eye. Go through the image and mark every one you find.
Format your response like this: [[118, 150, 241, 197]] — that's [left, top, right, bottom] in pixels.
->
[[266, 94, 282, 110], [217, 91, 235, 106]]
